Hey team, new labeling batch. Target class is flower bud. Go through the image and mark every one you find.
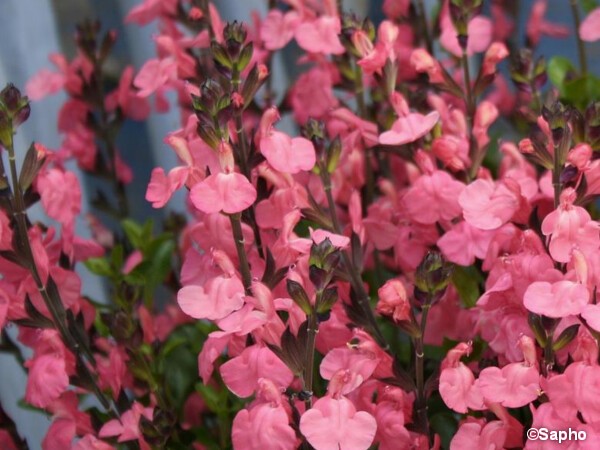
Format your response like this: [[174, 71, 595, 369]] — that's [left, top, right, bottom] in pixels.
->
[[223, 21, 247, 61], [0, 84, 30, 147], [414, 252, 453, 305], [376, 279, 411, 323]]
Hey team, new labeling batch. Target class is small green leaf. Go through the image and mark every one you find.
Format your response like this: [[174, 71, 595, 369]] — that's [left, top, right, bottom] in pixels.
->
[[553, 324, 580, 351], [143, 239, 175, 302], [84, 257, 112, 277], [547, 56, 576, 93], [582, 0, 599, 14], [196, 384, 222, 412], [562, 74, 600, 110], [111, 244, 124, 271], [430, 412, 459, 450], [122, 219, 143, 249], [451, 265, 483, 308]]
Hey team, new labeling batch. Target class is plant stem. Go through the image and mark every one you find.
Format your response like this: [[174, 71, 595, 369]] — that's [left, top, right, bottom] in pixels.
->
[[232, 66, 264, 258], [415, 304, 431, 441], [417, 0, 434, 55], [570, 0, 588, 75], [543, 329, 555, 375], [352, 61, 376, 205], [321, 169, 387, 349], [303, 312, 318, 409], [462, 52, 479, 180], [229, 213, 253, 294], [5, 136, 115, 415], [92, 62, 129, 220]]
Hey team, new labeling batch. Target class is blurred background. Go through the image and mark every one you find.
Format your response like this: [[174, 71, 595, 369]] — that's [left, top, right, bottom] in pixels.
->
[[0, 0, 596, 447]]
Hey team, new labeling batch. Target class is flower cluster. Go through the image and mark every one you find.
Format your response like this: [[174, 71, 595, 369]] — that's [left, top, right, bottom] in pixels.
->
[[2, 0, 600, 449]]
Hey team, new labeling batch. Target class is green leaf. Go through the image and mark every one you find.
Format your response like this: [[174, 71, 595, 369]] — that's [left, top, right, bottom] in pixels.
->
[[143, 239, 175, 302], [93, 310, 111, 337], [547, 56, 576, 94], [163, 344, 198, 410], [196, 384, 222, 412], [430, 412, 459, 449], [122, 219, 144, 249], [582, 0, 599, 14], [111, 244, 124, 271], [84, 257, 112, 277], [451, 265, 483, 308], [562, 74, 600, 110]]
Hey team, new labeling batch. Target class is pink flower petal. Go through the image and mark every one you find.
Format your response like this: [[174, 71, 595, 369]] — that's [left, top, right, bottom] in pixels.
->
[[190, 172, 257, 214], [524, 280, 589, 318], [299, 396, 377, 450], [220, 345, 294, 398], [580, 8, 600, 41], [379, 111, 439, 145], [177, 276, 245, 321]]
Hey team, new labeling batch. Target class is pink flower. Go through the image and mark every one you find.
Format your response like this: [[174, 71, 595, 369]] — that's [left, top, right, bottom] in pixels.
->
[[402, 170, 465, 224], [99, 402, 153, 448], [541, 188, 600, 263], [189, 172, 257, 214], [259, 107, 316, 173], [106, 66, 150, 121], [382, 0, 410, 19], [319, 348, 379, 395], [290, 67, 338, 123], [133, 58, 177, 97], [178, 275, 245, 321], [440, 16, 493, 57], [438, 221, 494, 266], [582, 304, 600, 332], [261, 10, 300, 50], [0, 288, 8, 330], [311, 229, 350, 249], [432, 135, 470, 172], [356, 21, 399, 75], [376, 279, 411, 323], [220, 345, 294, 398], [295, 16, 345, 55], [450, 420, 507, 450], [410, 49, 445, 84], [25, 354, 69, 408], [374, 389, 411, 450], [26, 53, 92, 100], [481, 42, 510, 77], [580, 7, 600, 41], [36, 168, 81, 228], [125, 0, 177, 25], [198, 334, 229, 384], [300, 396, 378, 450], [0, 209, 13, 250], [439, 343, 484, 413], [146, 133, 211, 208], [379, 111, 439, 145], [473, 101, 499, 149], [526, 0, 570, 47], [26, 68, 65, 101], [524, 280, 589, 318], [97, 345, 130, 399], [478, 336, 540, 407], [42, 418, 76, 450], [146, 167, 186, 208], [232, 403, 297, 450], [459, 179, 520, 230]]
